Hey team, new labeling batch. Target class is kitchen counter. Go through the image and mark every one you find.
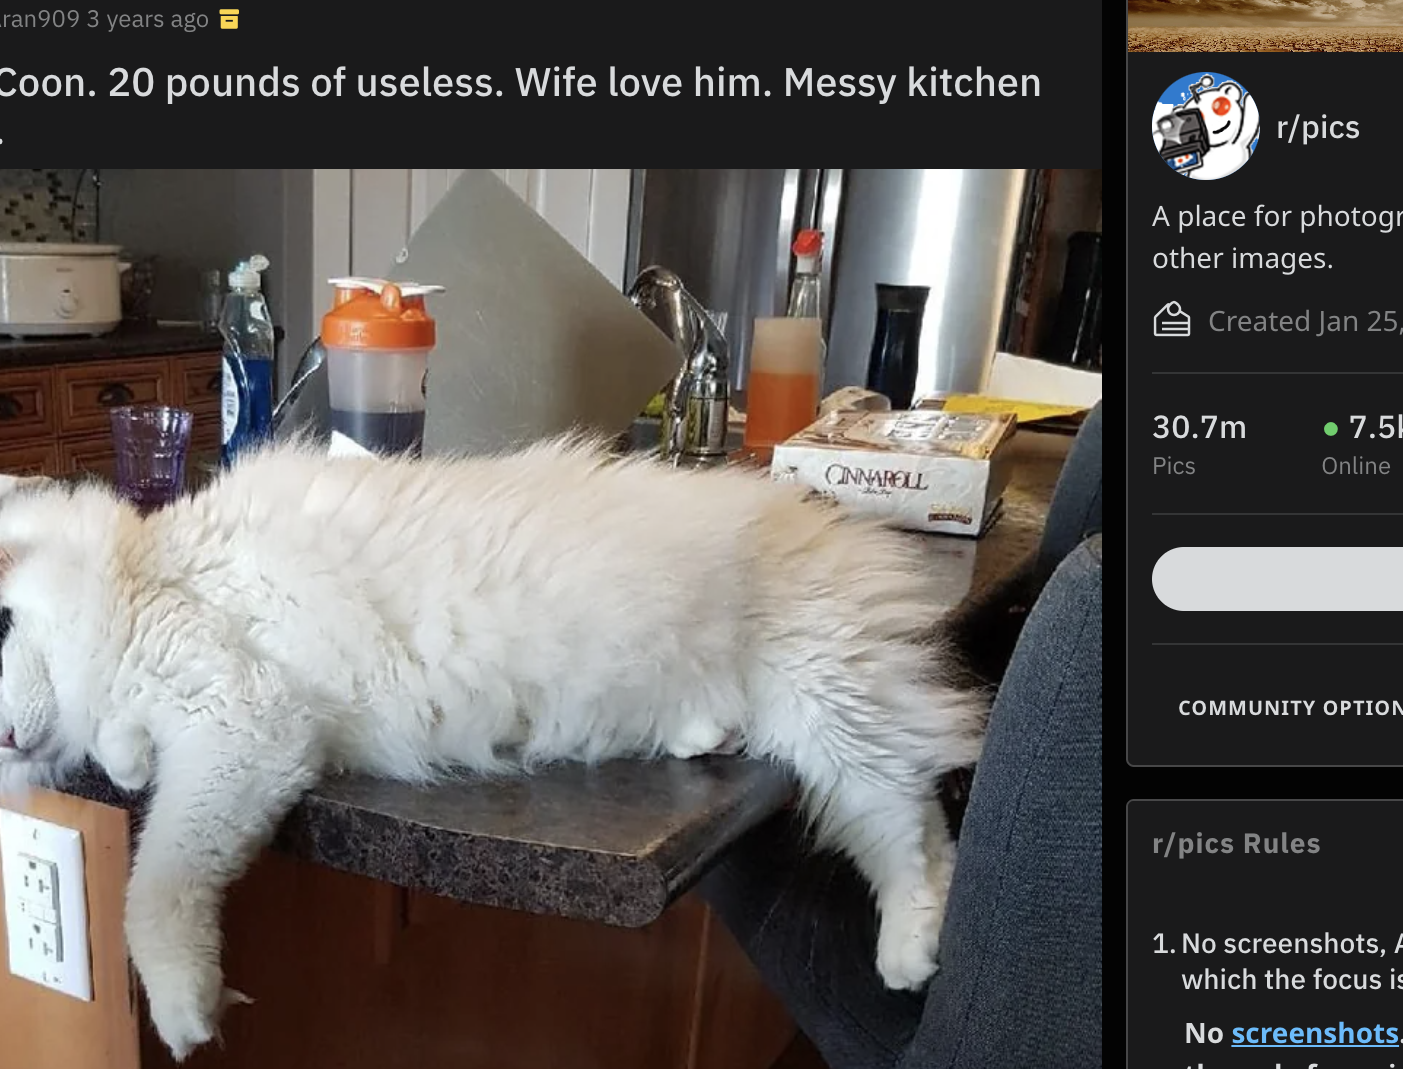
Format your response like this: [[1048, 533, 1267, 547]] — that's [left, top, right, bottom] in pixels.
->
[[0, 320, 220, 365], [63, 755, 794, 928], [59, 427, 1070, 928]]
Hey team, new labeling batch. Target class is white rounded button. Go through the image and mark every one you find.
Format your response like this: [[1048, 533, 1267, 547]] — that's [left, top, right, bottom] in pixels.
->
[[1153, 546, 1403, 611], [55, 287, 78, 318]]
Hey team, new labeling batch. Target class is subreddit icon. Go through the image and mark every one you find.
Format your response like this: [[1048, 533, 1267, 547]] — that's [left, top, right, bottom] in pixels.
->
[[1153, 73, 1260, 181]]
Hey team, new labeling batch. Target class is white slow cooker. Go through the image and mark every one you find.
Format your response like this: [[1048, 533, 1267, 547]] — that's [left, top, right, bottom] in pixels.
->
[[0, 243, 123, 338]]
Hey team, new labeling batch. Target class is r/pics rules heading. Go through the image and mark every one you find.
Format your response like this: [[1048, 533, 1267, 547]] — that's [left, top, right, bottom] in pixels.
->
[[1151, 832, 1323, 859]]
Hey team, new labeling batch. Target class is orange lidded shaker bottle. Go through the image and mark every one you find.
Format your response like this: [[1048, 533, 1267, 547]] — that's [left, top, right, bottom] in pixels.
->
[[321, 278, 443, 457]]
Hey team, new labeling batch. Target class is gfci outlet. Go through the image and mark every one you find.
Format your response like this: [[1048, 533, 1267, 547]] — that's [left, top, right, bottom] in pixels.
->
[[0, 809, 92, 1001]]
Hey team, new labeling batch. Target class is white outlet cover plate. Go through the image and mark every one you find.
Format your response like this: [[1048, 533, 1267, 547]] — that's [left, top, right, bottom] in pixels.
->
[[0, 808, 92, 1000]]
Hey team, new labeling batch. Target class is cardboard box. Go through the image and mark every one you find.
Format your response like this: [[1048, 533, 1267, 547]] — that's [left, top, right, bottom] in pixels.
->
[[769, 408, 1017, 537]]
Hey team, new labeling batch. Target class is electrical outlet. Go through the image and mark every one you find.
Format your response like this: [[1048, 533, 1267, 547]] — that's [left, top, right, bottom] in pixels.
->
[[0, 809, 92, 1000], [18, 854, 59, 912], [17, 895, 57, 925], [23, 917, 61, 963], [18, 854, 55, 899]]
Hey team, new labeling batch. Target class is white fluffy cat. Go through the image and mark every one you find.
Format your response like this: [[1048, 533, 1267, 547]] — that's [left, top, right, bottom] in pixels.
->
[[0, 436, 985, 1061]]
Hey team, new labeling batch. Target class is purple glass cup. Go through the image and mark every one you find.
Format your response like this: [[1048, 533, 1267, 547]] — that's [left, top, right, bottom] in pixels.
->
[[109, 404, 194, 514]]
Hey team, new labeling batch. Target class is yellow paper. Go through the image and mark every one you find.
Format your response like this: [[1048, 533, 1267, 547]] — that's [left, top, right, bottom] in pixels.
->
[[936, 394, 1088, 424], [642, 391, 667, 419]]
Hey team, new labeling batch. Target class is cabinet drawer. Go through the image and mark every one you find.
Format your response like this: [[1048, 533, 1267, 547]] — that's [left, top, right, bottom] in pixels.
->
[[174, 352, 224, 450], [0, 367, 55, 443], [172, 352, 222, 415], [0, 441, 59, 476], [191, 417, 221, 452], [55, 359, 170, 435], [60, 436, 118, 481]]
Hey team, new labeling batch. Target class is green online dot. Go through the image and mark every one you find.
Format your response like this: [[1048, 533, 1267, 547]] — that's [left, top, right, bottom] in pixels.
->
[[1325, 422, 1339, 436]]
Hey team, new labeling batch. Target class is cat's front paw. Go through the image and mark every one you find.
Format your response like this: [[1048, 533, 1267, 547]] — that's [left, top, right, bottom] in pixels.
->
[[93, 719, 155, 792], [143, 961, 228, 1061]]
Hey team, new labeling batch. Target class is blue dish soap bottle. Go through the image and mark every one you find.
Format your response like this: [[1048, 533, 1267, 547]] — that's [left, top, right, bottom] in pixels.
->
[[218, 254, 275, 467]]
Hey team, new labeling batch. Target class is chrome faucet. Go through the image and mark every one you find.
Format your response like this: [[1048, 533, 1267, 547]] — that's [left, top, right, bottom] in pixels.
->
[[626, 266, 730, 464]]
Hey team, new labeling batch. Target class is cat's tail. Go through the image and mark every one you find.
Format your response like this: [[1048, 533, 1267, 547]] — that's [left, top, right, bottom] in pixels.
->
[[744, 501, 989, 799]]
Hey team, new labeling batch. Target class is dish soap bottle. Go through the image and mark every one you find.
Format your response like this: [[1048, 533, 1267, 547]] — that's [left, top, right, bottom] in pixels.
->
[[219, 254, 275, 466]]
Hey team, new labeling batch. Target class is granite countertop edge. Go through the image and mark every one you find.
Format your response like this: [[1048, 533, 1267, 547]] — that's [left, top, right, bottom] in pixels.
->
[[0, 323, 221, 365], [58, 757, 795, 928]]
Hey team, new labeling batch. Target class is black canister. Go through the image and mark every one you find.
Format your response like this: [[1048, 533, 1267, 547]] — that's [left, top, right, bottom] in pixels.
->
[[1044, 231, 1102, 367], [864, 284, 931, 410]]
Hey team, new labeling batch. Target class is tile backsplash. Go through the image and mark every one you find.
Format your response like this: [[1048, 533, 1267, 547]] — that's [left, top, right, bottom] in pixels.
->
[[0, 168, 97, 242]]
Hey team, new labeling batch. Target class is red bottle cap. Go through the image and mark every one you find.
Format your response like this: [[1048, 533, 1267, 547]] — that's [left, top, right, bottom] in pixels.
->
[[792, 229, 823, 257]]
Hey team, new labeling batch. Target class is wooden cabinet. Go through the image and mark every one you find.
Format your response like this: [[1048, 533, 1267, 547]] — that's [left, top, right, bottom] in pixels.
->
[[0, 351, 222, 480], [55, 359, 172, 435], [0, 441, 61, 476], [0, 367, 58, 444], [60, 438, 120, 480], [135, 857, 794, 1069], [171, 353, 223, 422]]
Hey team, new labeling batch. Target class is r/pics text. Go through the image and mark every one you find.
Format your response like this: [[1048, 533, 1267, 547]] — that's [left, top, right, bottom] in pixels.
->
[[1280, 114, 1361, 144]]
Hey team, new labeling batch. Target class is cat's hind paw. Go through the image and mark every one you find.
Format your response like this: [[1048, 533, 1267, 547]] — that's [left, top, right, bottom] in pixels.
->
[[664, 717, 735, 759], [875, 879, 948, 991], [875, 908, 941, 990]]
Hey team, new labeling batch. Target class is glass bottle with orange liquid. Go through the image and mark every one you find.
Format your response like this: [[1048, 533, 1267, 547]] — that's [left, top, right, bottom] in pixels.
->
[[743, 229, 825, 456]]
